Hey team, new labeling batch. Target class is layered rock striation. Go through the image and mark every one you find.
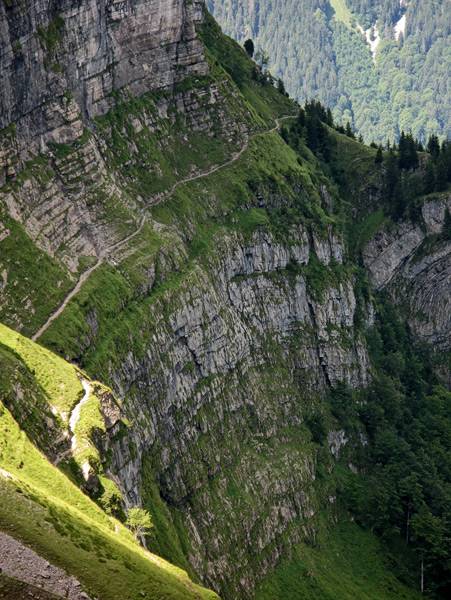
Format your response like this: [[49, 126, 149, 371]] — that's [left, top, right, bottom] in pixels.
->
[[364, 194, 451, 350], [0, 0, 207, 150]]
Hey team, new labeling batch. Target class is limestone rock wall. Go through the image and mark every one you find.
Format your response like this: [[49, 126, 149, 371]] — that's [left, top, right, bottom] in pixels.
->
[[364, 194, 451, 350], [0, 0, 207, 151]]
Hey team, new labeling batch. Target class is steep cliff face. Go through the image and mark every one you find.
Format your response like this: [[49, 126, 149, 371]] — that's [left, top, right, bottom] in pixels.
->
[[363, 194, 451, 350], [102, 224, 369, 596], [0, 3, 449, 600], [0, 0, 207, 148]]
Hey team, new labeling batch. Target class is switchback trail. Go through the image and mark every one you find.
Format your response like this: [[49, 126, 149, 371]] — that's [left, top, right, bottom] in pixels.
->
[[32, 115, 295, 341]]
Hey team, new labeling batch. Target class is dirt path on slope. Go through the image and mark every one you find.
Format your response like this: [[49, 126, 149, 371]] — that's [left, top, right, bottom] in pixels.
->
[[31, 217, 145, 342], [68, 379, 91, 451], [32, 116, 295, 342], [152, 116, 292, 200]]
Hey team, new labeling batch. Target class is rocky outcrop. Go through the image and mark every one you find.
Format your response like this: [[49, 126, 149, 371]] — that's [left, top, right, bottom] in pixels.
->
[[0, 531, 91, 599], [364, 194, 451, 349], [1, 135, 125, 271], [363, 221, 424, 290]]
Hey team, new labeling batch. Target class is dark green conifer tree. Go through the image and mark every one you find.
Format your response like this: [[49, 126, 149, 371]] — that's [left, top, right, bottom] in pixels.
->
[[298, 108, 306, 128], [243, 39, 255, 58], [277, 78, 287, 95], [440, 141, 451, 181], [375, 145, 383, 164], [435, 155, 448, 191], [398, 132, 418, 170], [427, 134, 440, 158], [423, 160, 436, 194], [326, 108, 334, 127], [345, 121, 355, 138]]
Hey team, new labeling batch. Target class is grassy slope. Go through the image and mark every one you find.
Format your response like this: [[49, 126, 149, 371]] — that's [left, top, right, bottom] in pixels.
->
[[328, 129, 380, 206], [0, 324, 218, 600], [0, 322, 83, 417], [255, 521, 421, 600], [0, 208, 73, 337]]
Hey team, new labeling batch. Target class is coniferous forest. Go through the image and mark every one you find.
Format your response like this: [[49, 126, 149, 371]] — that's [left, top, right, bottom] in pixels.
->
[[207, 0, 450, 144]]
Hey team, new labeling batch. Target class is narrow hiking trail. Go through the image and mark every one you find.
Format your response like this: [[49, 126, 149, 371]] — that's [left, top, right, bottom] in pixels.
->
[[154, 116, 293, 199], [53, 379, 91, 465], [31, 217, 146, 341], [32, 116, 295, 341], [69, 379, 91, 452]]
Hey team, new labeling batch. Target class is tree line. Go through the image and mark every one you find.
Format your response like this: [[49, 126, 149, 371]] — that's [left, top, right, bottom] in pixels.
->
[[280, 99, 451, 221]]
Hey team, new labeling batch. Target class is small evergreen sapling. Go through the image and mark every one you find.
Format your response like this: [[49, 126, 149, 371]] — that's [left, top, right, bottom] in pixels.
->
[[398, 131, 418, 170], [345, 121, 355, 139], [277, 78, 287, 96], [427, 134, 440, 158]]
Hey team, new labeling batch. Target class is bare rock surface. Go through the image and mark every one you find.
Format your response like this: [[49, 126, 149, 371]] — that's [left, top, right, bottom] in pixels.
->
[[0, 0, 207, 151], [364, 195, 451, 349], [0, 531, 92, 600]]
